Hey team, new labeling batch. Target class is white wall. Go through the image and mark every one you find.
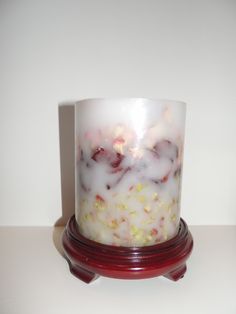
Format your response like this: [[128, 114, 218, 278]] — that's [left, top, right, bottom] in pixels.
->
[[1, 0, 236, 226]]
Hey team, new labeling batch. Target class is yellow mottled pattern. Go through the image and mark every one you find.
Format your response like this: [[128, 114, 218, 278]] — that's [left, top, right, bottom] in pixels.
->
[[135, 183, 144, 192], [94, 200, 106, 211], [78, 190, 179, 246], [116, 203, 128, 211]]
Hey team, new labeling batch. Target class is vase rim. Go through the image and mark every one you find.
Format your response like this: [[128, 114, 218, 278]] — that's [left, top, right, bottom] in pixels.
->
[[74, 97, 186, 106]]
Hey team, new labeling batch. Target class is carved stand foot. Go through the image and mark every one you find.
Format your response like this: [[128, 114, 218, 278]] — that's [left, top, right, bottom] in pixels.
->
[[67, 260, 99, 283], [164, 264, 187, 281]]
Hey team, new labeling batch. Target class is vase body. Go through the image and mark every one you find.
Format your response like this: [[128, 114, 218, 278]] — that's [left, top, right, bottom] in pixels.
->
[[75, 98, 186, 247]]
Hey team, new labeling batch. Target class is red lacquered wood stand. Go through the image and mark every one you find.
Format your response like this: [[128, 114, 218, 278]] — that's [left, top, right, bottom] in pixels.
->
[[62, 215, 193, 283]]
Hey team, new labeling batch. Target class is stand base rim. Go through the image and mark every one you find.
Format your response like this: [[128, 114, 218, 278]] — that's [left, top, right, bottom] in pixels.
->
[[62, 215, 193, 283]]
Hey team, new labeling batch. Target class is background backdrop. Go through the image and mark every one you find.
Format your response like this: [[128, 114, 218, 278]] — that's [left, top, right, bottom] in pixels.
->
[[1, 0, 235, 226]]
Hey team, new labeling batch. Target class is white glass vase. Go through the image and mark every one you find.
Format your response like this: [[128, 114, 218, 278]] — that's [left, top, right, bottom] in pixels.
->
[[75, 98, 186, 247]]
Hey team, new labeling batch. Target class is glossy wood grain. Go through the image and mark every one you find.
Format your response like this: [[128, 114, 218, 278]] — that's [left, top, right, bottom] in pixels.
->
[[62, 216, 193, 283]]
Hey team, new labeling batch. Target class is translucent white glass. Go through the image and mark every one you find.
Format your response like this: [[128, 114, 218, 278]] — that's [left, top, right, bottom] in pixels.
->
[[75, 98, 186, 247]]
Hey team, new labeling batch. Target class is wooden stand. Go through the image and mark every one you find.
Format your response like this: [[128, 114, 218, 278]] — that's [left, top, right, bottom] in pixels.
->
[[62, 216, 193, 283]]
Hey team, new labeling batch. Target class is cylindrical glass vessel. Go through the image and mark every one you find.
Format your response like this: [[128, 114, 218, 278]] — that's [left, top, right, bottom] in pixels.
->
[[75, 98, 186, 247]]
